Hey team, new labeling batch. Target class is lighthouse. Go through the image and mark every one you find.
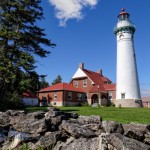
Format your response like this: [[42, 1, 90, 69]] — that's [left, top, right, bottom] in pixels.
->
[[114, 9, 142, 107]]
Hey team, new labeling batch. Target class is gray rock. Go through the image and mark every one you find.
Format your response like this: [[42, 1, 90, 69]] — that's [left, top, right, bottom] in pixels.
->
[[106, 133, 150, 150], [82, 124, 101, 131], [77, 115, 102, 125], [0, 112, 10, 128], [60, 120, 97, 138], [91, 103, 99, 107], [33, 131, 61, 149], [11, 115, 47, 134], [123, 123, 150, 141], [54, 137, 99, 150], [5, 110, 25, 116], [102, 120, 124, 134]]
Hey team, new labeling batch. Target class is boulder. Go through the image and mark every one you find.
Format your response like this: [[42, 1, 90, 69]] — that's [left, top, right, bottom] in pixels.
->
[[10, 115, 48, 134], [33, 131, 61, 149], [106, 133, 150, 150], [123, 123, 150, 141], [60, 120, 97, 138], [5, 110, 25, 116], [77, 115, 102, 125], [54, 137, 99, 150], [0, 112, 10, 128], [102, 121, 124, 134]]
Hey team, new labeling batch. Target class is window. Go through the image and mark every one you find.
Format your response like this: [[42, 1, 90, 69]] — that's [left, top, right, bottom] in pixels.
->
[[109, 92, 112, 99], [68, 92, 72, 100], [83, 79, 87, 87], [77, 93, 83, 100], [42, 94, 46, 101], [121, 93, 125, 99], [74, 81, 78, 87], [54, 92, 57, 99]]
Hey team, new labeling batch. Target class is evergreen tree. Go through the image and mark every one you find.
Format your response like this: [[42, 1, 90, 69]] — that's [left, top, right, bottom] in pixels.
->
[[51, 75, 62, 85], [39, 76, 49, 89], [0, 0, 55, 102]]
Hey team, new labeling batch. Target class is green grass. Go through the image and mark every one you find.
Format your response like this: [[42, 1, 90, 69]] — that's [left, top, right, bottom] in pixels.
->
[[25, 106, 150, 124]]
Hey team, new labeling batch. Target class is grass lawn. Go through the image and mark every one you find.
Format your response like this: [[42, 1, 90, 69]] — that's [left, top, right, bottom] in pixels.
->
[[25, 106, 150, 124]]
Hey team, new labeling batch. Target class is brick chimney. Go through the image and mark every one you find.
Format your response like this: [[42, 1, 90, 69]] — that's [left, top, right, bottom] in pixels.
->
[[79, 63, 84, 69], [98, 69, 102, 76]]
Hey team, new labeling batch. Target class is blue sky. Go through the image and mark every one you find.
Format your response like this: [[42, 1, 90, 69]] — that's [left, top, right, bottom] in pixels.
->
[[35, 0, 150, 96]]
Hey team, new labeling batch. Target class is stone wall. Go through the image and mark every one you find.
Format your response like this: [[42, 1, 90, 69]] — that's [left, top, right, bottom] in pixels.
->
[[0, 108, 150, 150], [112, 99, 142, 107]]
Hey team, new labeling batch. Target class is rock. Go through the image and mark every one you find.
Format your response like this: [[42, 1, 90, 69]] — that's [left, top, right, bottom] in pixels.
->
[[91, 103, 99, 107], [26, 111, 45, 120], [45, 110, 64, 120], [0, 112, 10, 128], [82, 124, 101, 131], [106, 133, 150, 150], [54, 137, 99, 150], [33, 131, 61, 149], [123, 123, 150, 141], [11, 115, 48, 134], [77, 115, 102, 125], [102, 121, 124, 134], [60, 120, 97, 138], [5, 110, 25, 116], [144, 132, 150, 145]]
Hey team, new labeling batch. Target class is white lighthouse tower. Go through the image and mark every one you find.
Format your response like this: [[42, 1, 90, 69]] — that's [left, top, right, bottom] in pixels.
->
[[114, 9, 142, 107]]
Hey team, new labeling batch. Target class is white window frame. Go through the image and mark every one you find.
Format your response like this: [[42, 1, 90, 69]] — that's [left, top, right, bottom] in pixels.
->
[[74, 81, 78, 87], [83, 79, 87, 87], [54, 92, 57, 100], [77, 93, 83, 100], [68, 92, 72, 100]]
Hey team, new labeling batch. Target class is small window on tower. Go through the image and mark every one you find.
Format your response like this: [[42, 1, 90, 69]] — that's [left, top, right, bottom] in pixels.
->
[[121, 93, 125, 99]]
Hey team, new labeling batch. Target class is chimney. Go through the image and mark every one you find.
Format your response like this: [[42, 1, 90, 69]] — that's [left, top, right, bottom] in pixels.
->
[[98, 69, 102, 76], [79, 63, 84, 69]]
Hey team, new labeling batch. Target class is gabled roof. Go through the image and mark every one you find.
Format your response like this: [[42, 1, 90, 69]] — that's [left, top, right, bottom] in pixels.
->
[[72, 67, 115, 92], [82, 69, 112, 85], [38, 82, 85, 93]]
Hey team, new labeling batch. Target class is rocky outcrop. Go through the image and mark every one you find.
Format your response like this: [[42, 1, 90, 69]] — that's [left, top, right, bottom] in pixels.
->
[[0, 107, 150, 150]]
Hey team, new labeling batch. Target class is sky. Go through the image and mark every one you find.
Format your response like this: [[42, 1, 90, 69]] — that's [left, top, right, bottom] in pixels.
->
[[35, 0, 150, 97]]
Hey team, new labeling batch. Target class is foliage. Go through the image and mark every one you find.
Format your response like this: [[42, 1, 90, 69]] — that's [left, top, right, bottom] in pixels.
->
[[51, 75, 62, 85], [0, 91, 25, 111], [0, 0, 55, 103], [39, 76, 49, 89]]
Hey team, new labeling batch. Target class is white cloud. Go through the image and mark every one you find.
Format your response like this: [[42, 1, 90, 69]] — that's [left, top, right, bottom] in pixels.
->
[[48, 0, 99, 26]]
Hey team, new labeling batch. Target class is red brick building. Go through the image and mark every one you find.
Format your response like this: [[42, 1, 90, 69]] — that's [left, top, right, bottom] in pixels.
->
[[38, 82, 85, 106], [70, 63, 116, 106], [38, 63, 116, 106]]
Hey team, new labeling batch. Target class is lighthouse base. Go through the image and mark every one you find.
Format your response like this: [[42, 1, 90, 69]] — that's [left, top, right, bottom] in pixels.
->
[[112, 99, 142, 108]]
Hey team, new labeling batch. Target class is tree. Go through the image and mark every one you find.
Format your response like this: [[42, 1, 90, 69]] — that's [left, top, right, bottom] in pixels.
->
[[39, 76, 49, 89], [0, 0, 55, 102], [51, 75, 62, 85]]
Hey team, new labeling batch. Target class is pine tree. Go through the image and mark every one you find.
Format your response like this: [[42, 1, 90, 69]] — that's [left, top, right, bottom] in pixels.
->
[[0, 0, 55, 102], [51, 75, 62, 85]]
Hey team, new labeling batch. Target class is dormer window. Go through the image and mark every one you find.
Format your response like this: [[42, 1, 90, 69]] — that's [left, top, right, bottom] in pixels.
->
[[83, 79, 87, 87], [74, 81, 78, 87]]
